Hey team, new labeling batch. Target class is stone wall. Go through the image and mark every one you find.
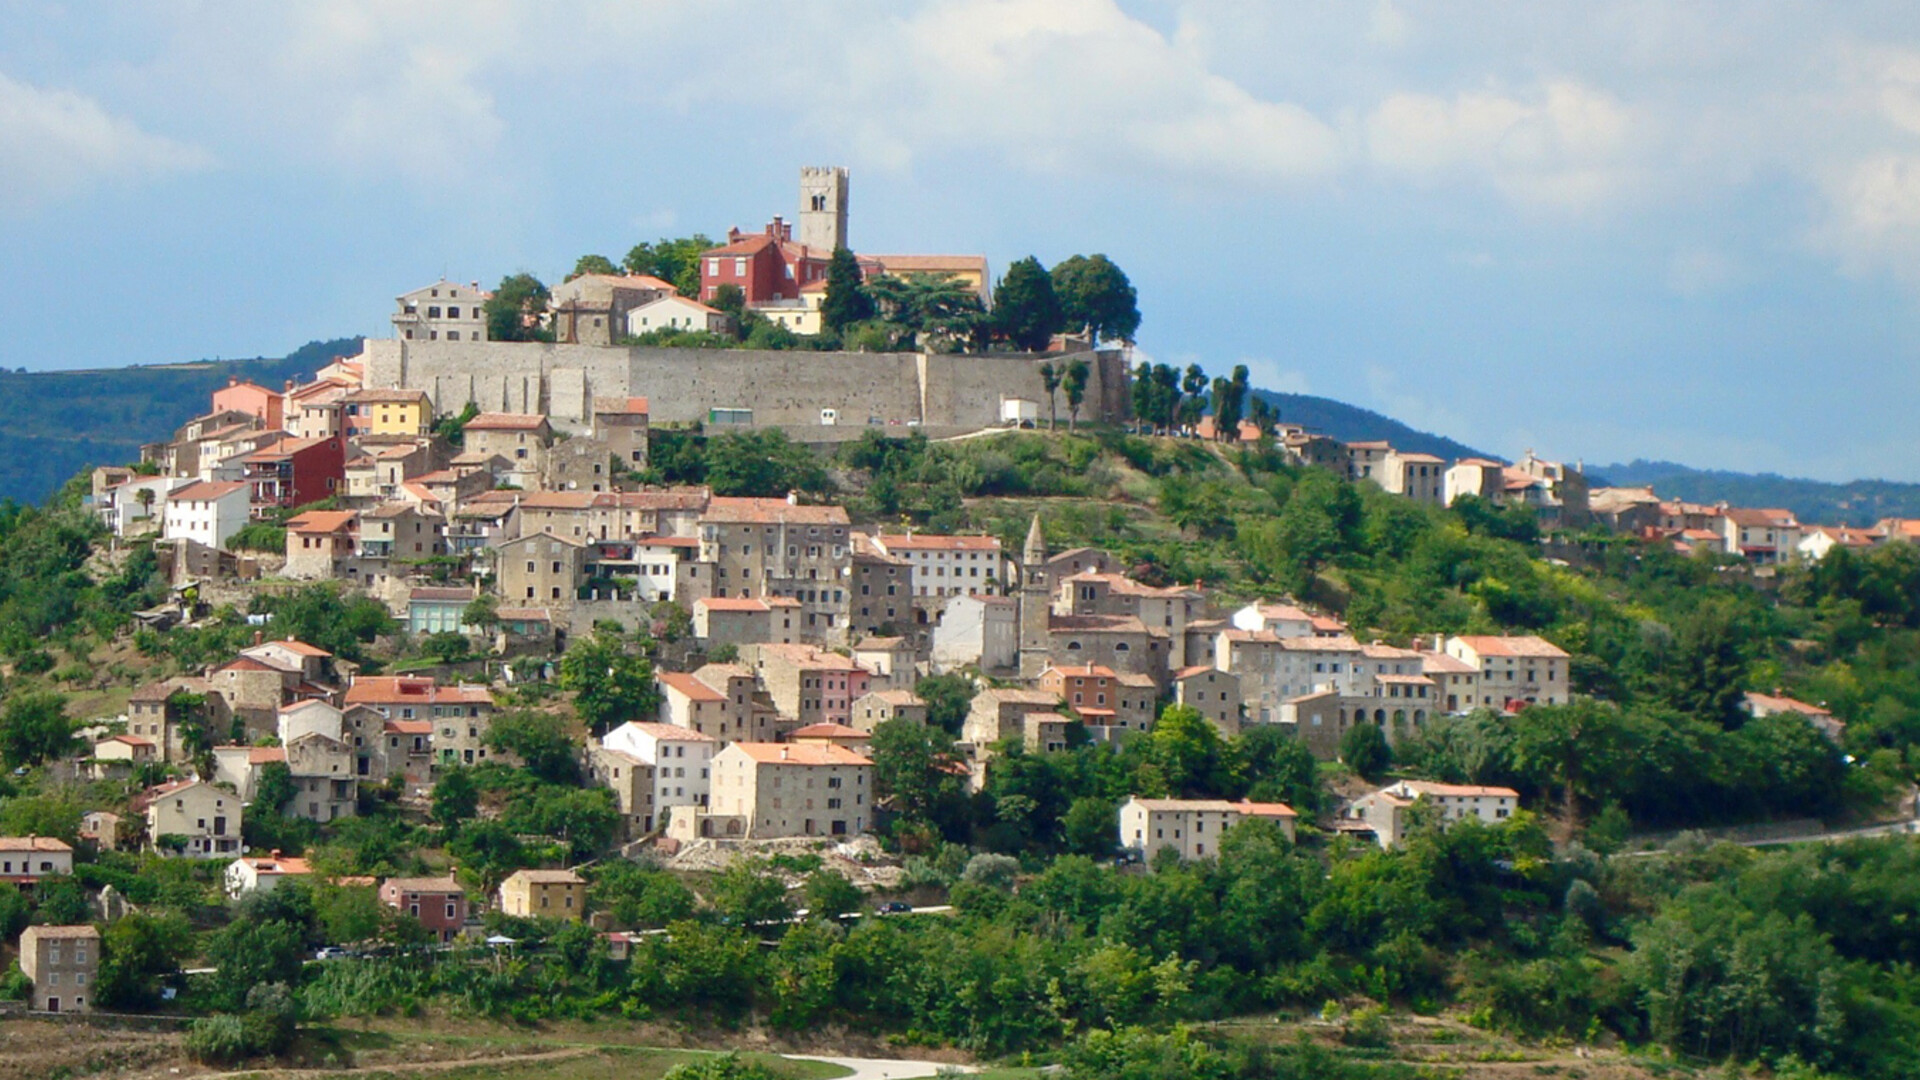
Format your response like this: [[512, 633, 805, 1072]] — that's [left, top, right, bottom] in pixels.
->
[[359, 338, 1129, 433]]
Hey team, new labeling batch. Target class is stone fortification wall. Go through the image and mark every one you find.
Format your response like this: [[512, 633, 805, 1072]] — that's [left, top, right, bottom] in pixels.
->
[[359, 339, 1128, 432]]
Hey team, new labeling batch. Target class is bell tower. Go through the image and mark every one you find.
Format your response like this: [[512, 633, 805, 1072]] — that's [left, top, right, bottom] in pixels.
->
[[798, 166, 849, 252], [1018, 514, 1051, 678]]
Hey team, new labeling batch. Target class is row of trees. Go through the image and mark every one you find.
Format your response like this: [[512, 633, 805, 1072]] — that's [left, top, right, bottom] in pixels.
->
[[1129, 360, 1265, 440]]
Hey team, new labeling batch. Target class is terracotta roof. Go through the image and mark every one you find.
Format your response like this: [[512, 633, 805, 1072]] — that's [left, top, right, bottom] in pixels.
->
[[168, 480, 248, 501], [288, 510, 358, 533], [659, 672, 727, 702], [1744, 691, 1833, 718], [727, 742, 872, 766], [610, 721, 718, 742], [1044, 664, 1118, 680], [1394, 780, 1519, 799], [242, 436, 333, 463], [383, 875, 463, 894], [504, 868, 585, 885], [255, 638, 333, 657], [464, 412, 548, 431], [703, 497, 849, 526], [0, 836, 72, 852], [410, 586, 475, 602], [1419, 652, 1477, 674], [859, 689, 925, 705], [789, 722, 869, 740], [595, 396, 652, 415], [696, 597, 771, 613], [876, 533, 1002, 551], [1449, 635, 1569, 659], [384, 719, 432, 735], [21, 925, 99, 940], [1125, 797, 1296, 818], [749, 643, 863, 669], [1725, 507, 1799, 528], [215, 656, 280, 674], [98, 734, 156, 749], [343, 388, 430, 404], [346, 676, 492, 707], [854, 637, 906, 650], [495, 607, 552, 621], [236, 855, 312, 876]]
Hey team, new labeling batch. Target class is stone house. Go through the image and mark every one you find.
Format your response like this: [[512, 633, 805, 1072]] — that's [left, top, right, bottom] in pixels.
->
[[698, 497, 851, 639], [1346, 780, 1520, 849], [18, 925, 99, 1012], [1442, 635, 1570, 710], [930, 594, 1016, 674], [1047, 614, 1169, 691], [497, 532, 588, 609], [284, 509, 360, 580], [1172, 666, 1242, 737], [392, 279, 490, 342], [136, 779, 242, 858], [1118, 797, 1298, 864], [739, 642, 873, 726], [499, 868, 586, 921], [286, 731, 358, 823], [594, 721, 717, 833], [461, 413, 552, 490], [850, 689, 928, 733], [700, 742, 873, 840]]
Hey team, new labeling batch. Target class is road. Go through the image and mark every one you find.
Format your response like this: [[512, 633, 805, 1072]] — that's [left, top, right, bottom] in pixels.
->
[[1620, 815, 1918, 857], [788, 1053, 973, 1080]]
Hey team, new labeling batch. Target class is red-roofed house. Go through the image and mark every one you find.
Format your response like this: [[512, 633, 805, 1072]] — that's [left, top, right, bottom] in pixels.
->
[[211, 377, 285, 431], [1442, 635, 1570, 709], [1346, 780, 1520, 848], [695, 741, 872, 839], [163, 480, 252, 548], [1721, 507, 1802, 565], [241, 435, 346, 518], [1118, 797, 1297, 864], [1744, 690, 1846, 743]]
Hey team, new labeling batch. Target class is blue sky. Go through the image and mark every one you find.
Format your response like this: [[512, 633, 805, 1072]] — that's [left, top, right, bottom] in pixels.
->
[[2, 1, 1917, 481]]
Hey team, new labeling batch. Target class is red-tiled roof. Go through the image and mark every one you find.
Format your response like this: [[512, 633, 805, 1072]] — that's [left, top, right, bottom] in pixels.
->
[[464, 412, 548, 431], [168, 480, 248, 501], [726, 742, 872, 766], [659, 671, 726, 702]]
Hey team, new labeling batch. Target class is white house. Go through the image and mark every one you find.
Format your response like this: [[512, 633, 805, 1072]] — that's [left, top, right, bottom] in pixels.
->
[[626, 295, 731, 336], [99, 476, 188, 536], [137, 779, 242, 858], [0, 837, 75, 883], [224, 851, 313, 898], [931, 593, 1017, 673], [1441, 635, 1570, 710], [1345, 780, 1519, 848], [1228, 601, 1317, 638], [163, 480, 252, 549], [1117, 797, 1297, 865], [597, 721, 718, 832]]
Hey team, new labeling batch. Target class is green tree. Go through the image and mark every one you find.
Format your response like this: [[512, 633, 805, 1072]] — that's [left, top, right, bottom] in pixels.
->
[[95, 911, 191, 1009], [0, 796, 81, 844], [704, 430, 830, 498], [205, 918, 305, 1011], [870, 718, 968, 836], [1063, 795, 1120, 856], [483, 273, 551, 343], [462, 592, 500, 632], [1063, 357, 1091, 431], [802, 869, 863, 921], [1210, 365, 1249, 441], [1039, 361, 1062, 430], [422, 630, 471, 664], [557, 632, 658, 736], [710, 860, 792, 926], [483, 709, 581, 784], [992, 256, 1064, 351], [430, 768, 479, 832], [1051, 253, 1141, 345], [589, 860, 696, 928], [0, 691, 75, 768], [253, 761, 297, 815], [662, 1053, 779, 1080], [914, 673, 974, 733], [820, 246, 872, 331], [1339, 721, 1390, 780], [622, 235, 714, 296], [433, 401, 480, 447], [567, 254, 619, 281]]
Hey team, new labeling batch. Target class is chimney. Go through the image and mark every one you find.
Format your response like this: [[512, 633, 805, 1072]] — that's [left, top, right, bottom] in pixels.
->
[[786, 490, 798, 506], [253, 630, 264, 645], [780, 747, 790, 760], [270, 848, 282, 860]]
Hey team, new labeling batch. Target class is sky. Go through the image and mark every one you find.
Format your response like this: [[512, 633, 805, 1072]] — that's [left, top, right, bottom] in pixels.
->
[[2, 1, 1918, 482]]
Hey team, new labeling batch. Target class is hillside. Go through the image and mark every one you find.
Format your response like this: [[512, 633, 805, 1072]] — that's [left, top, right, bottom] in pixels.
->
[[1592, 459, 1920, 527], [0, 338, 362, 504], [1253, 388, 1490, 461]]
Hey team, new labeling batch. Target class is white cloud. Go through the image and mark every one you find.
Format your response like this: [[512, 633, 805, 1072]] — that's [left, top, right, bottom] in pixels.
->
[[1364, 81, 1638, 209], [1665, 247, 1739, 296], [794, 0, 1344, 186], [1812, 154, 1920, 276], [0, 72, 209, 213]]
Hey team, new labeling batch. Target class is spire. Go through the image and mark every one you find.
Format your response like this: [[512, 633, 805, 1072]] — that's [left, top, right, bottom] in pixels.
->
[[1023, 514, 1046, 565]]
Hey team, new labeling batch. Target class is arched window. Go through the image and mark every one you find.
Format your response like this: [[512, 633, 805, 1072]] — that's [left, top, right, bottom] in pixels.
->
[[1067, 641, 1083, 651], [1114, 642, 1130, 652]]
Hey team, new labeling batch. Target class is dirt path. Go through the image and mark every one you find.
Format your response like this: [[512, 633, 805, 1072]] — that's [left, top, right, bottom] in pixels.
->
[[212, 1045, 601, 1078]]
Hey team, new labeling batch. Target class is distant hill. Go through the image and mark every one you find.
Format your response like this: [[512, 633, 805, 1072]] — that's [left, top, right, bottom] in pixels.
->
[[0, 338, 363, 505], [1590, 460, 1920, 528], [1254, 389, 1491, 462]]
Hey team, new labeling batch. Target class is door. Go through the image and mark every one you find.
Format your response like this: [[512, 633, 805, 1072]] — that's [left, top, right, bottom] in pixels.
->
[[46, 997, 59, 1012]]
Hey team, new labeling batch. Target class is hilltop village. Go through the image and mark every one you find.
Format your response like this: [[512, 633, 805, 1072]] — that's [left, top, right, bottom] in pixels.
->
[[0, 168, 1915, 1078]]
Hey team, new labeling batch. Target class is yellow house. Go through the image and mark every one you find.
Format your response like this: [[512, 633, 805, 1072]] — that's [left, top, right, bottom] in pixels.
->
[[498, 868, 585, 921], [342, 388, 432, 438]]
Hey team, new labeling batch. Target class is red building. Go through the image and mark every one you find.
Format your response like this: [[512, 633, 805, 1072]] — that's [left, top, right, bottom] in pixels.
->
[[379, 875, 468, 943], [699, 217, 833, 304], [211, 377, 286, 431], [241, 435, 345, 518]]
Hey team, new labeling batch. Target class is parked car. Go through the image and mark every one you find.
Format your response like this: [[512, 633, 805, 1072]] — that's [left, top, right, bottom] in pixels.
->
[[314, 947, 355, 961], [875, 901, 913, 915]]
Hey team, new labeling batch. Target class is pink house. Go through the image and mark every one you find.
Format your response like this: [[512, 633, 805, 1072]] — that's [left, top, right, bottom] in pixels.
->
[[212, 378, 285, 432], [379, 875, 468, 942]]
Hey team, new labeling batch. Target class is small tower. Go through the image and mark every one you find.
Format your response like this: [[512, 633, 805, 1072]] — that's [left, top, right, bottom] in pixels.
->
[[798, 166, 849, 252], [1018, 514, 1051, 678]]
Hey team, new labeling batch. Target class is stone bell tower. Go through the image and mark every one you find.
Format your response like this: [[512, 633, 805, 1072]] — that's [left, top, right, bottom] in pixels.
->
[[798, 166, 849, 252], [1018, 514, 1051, 678]]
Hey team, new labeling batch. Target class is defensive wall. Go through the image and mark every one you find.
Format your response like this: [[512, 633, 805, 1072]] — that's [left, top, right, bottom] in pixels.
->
[[357, 339, 1130, 433]]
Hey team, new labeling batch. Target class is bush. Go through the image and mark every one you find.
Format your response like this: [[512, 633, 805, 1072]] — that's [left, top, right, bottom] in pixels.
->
[[185, 1014, 253, 1064]]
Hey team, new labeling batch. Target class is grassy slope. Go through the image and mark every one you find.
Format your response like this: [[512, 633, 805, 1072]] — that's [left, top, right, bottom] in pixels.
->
[[0, 337, 362, 505]]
